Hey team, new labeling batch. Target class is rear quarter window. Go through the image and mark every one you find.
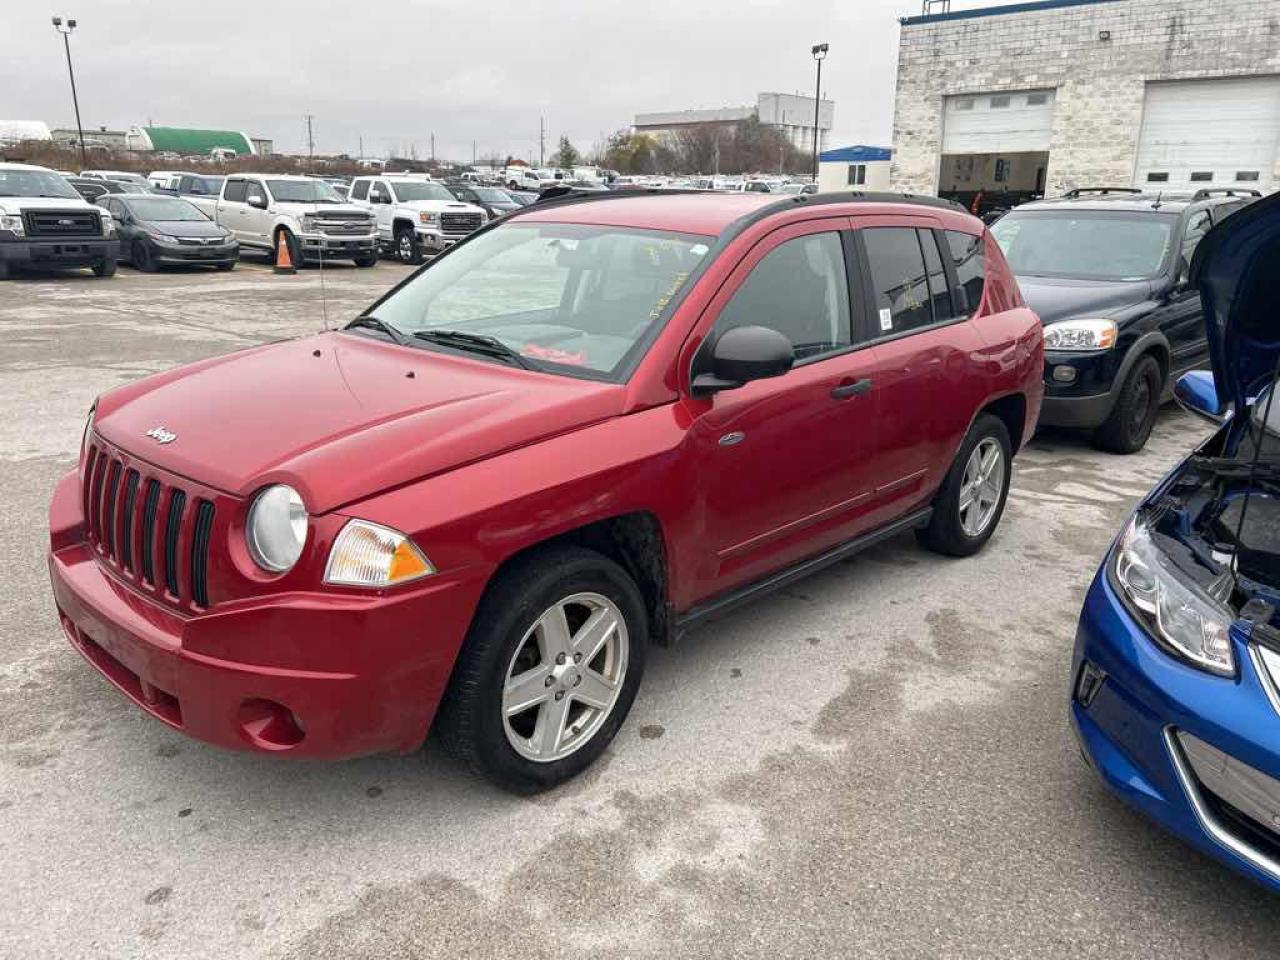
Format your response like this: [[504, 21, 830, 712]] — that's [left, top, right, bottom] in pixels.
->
[[945, 230, 986, 315]]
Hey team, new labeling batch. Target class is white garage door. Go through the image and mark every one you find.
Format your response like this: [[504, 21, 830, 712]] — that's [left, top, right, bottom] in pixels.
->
[[941, 89, 1056, 154], [1134, 77, 1280, 193]]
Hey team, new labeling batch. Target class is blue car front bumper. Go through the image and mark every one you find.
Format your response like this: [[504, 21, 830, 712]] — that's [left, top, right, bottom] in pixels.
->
[[1072, 565, 1280, 892]]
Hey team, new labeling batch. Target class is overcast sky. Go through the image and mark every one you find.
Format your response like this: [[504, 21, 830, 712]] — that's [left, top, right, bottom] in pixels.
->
[[4, 0, 1015, 162]]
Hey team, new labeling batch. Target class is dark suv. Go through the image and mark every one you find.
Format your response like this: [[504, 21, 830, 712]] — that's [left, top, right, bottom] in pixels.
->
[[991, 187, 1257, 453]]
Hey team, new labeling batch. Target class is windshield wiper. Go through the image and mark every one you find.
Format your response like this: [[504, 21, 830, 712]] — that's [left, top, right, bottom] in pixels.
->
[[346, 315, 410, 346], [412, 329, 539, 370]]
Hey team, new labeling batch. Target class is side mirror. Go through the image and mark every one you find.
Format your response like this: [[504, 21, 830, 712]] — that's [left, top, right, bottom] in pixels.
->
[[247, 194, 267, 210], [1174, 370, 1227, 423], [692, 326, 794, 394]]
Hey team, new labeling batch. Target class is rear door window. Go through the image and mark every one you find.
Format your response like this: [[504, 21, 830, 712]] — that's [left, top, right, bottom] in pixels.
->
[[944, 230, 985, 316], [862, 227, 933, 335]]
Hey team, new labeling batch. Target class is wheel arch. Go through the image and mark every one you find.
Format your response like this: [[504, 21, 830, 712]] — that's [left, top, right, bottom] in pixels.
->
[[392, 216, 417, 236], [481, 511, 673, 646], [976, 392, 1028, 454]]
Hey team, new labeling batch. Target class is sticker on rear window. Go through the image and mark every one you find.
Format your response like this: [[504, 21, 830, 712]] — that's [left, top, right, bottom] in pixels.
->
[[879, 307, 893, 332]]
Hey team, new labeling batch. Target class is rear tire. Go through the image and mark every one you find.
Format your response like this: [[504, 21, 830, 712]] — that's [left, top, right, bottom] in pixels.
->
[[1093, 354, 1161, 454], [918, 413, 1012, 557], [436, 545, 647, 793], [93, 258, 117, 278]]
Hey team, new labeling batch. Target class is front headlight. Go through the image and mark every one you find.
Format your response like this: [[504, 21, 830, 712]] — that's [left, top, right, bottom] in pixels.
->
[[0, 214, 23, 236], [81, 401, 96, 461], [101, 212, 115, 237], [300, 214, 316, 232], [324, 520, 433, 588], [246, 484, 308, 573], [1043, 318, 1117, 351], [1113, 515, 1235, 676], [418, 211, 438, 225]]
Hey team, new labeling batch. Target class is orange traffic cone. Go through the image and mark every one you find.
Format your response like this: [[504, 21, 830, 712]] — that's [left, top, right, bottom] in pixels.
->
[[273, 231, 296, 275]]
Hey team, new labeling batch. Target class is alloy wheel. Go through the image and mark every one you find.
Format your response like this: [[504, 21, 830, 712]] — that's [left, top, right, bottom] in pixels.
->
[[958, 438, 1004, 537], [502, 592, 628, 763]]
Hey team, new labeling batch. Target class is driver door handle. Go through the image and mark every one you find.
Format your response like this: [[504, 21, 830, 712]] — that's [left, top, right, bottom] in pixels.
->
[[831, 378, 872, 400]]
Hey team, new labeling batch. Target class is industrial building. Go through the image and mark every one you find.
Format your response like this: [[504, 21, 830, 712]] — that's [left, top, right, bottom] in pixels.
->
[[634, 91, 835, 154], [123, 126, 271, 156], [818, 145, 892, 192], [890, 0, 1280, 207]]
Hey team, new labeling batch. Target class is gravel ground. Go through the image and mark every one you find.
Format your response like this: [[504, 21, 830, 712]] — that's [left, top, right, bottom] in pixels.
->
[[2, 258, 1277, 959]]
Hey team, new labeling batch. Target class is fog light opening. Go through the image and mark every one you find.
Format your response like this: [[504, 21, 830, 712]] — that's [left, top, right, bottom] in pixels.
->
[[1075, 660, 1107, 708], [1052, 365, 1078, 383], [237, 698, 305, 750]]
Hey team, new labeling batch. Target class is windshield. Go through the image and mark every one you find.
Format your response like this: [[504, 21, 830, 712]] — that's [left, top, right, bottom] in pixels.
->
[[991, 210, 1176, 281], [366, 222, 712, 379], [125, 197, 209, 222], [473, 187, 513, 202], [0, 168, 80, 199], [390, 181, 455, 202], [267, 179, 343, 203]]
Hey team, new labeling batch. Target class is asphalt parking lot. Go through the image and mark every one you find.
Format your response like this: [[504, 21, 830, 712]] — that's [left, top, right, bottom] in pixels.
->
[[4, 260, 1280, 959]]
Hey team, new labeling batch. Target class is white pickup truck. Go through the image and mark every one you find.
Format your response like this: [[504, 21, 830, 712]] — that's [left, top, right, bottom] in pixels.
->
[[347, 175, 487, 264], [187, 174, 378, 266], [0, 162, 119, 280]]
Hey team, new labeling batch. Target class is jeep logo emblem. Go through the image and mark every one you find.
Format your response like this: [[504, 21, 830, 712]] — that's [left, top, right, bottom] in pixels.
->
[[145, 426, 176, 444]]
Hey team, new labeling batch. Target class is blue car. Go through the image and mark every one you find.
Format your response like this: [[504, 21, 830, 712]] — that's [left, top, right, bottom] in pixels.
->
[[1071, 190, 1280, 892]]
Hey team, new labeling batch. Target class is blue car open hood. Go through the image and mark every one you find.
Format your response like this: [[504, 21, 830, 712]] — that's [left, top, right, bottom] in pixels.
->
[[1191, 191, 1280, 419]]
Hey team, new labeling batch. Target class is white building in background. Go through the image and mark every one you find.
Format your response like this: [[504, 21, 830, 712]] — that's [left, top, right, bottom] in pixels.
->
[[634, 92, 835, 154], [891, 0, 1280, 202], [818, 145, 892, 192], [0, 121, 52, 146]]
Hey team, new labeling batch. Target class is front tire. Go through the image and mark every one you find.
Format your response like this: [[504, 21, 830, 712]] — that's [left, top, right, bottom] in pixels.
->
[[918, 413, 1012, 557], [93, 258, 117, 278], [133, 241, 156, 272], [354, 253, 378, 268], [1093, 354, 1161, 454], [436, 545, 647, 793], [394, 227, 423, 265]]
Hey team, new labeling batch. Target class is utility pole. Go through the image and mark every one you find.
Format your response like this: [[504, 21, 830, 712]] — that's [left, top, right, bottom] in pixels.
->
[[51, 17, 86, 168], [472, 140, 476, 166], [358, 134, 364, 160], [430, 132, 435, 164], [539, 116, 545, 168], [305, 114, 315, 167]]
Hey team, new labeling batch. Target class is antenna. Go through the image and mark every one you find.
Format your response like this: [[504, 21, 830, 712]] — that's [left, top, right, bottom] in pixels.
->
[[311, 177, 330, 332]]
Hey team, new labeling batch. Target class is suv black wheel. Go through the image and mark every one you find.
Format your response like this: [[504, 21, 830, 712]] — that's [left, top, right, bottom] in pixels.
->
[[1094, 354, 1161, 454], [395, 227, 423, 265], [918, 413, 1012, 557], [436, 545, 647, 793]]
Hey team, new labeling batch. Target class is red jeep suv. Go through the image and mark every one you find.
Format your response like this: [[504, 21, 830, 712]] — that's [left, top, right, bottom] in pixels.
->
[[49, 190, 1043, 791]]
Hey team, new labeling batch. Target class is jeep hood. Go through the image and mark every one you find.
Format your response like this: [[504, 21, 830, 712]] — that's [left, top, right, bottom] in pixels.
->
[[1013, 275, 1154, 326], [1191, 190, 1280, 417], [92, 333, 625, 513]]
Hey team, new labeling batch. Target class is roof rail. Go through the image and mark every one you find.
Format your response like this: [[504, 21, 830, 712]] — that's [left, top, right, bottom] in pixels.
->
[[1190, 187, 1263, 202], [1061, 187, 1143, 199]]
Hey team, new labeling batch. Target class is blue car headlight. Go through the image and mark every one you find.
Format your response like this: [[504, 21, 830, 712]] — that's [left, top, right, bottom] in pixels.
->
[[1113, 515, 1235, 676]]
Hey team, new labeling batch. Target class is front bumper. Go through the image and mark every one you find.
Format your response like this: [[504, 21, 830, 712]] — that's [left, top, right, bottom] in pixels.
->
[[1039, 349, 1123, 428], [297, 233, 377, 260], [47, 469, 487, 759], [1071, 566, 1280, 892], [150, 238, 239, 265], [0, 237, 119, 268]]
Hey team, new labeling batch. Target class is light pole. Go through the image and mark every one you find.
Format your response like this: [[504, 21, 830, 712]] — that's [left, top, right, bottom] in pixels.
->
[[811, 42, 828, 181], [52, 17, 86, 168]]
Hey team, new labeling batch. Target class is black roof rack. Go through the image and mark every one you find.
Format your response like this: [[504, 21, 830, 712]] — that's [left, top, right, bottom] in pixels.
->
[[521, 186, 967, 218], [1191, 187, 1263, 202], [1061, 187, 1143, 199]]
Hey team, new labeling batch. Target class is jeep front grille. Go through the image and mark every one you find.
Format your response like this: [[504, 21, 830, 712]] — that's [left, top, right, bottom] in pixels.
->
[[83, 440, 219, 610]]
